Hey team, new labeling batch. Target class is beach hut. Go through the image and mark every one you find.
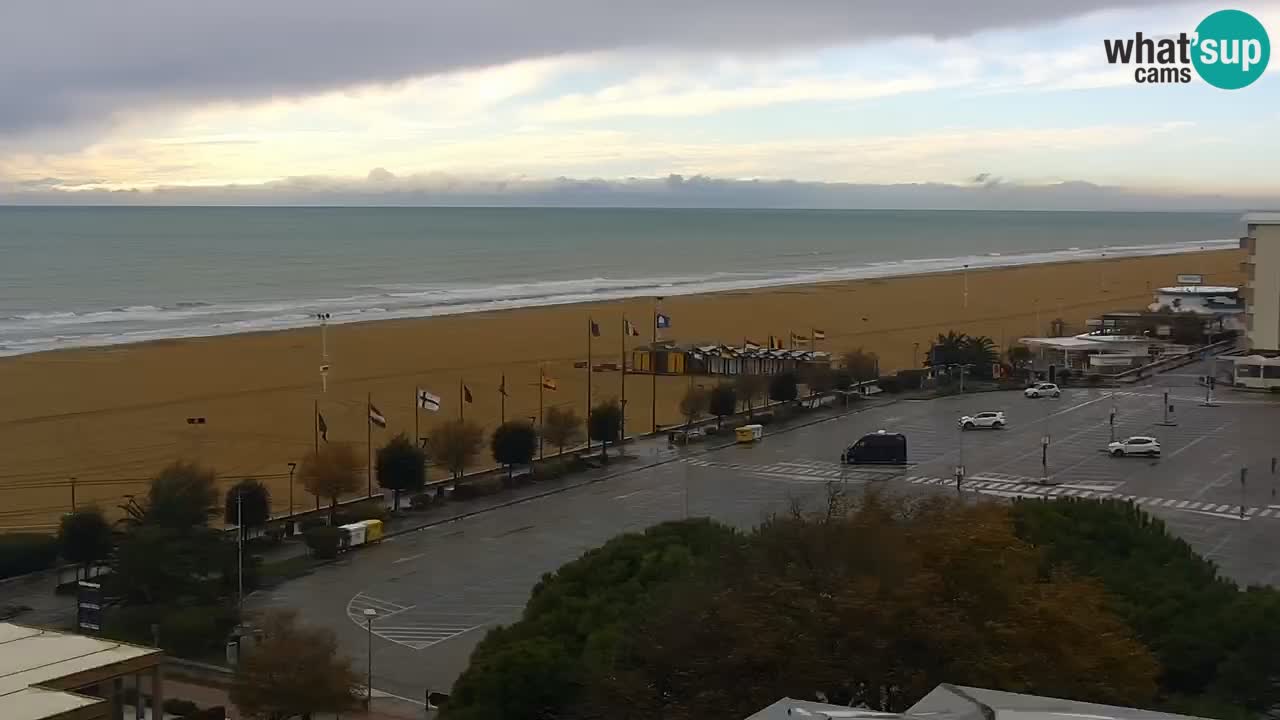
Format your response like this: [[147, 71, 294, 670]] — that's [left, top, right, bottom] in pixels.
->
[[631, 342, 687, 375]]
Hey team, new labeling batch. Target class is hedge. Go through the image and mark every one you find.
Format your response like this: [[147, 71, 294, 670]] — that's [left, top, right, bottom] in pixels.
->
[[0, 534, 60, 580], [304, 526, 342, 560]]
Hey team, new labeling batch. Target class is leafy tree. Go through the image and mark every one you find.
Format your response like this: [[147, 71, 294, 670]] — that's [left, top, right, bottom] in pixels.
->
[[1012, 498, 1280, 717], [444, 520, 739, 720], [109, 525, 224, 606], [225, 479, 271, 543], [587, 399, 622, 462], [678, 385, 709, 428], [427, 419, 484, 480], [801, 364, 834, 395], [376, 433, 426, 510], [58, 507, 114, 579], [707, 384, 737, 427], [1007, 344, 1033, 368], [577, 495, 1158, 720], [492, 421, 538, 482], [841, 348, 879, 379], [542, 406, 583, 456], [768, 371, 798, 405], [297, 442, 362, 522], [925, 331, 998, 379], [231, 610, 361, 720], [122, 461, 218, 530], [734, 374, 765, 418]]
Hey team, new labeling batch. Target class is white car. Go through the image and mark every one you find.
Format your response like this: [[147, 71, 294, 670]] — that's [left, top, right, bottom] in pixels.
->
[[1024, 382, 1061, 399], [959, 411, 1006, 430], [1108, 436, 1161, 457]]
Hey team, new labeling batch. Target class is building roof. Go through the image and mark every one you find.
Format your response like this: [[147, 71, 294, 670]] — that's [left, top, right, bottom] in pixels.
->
[[1156, 286, 1239, 295], [745, 697, 898, 719], [1243, 212, 1280, 225], [909, 684, 1206, 720], [0, 623, 162, 720]]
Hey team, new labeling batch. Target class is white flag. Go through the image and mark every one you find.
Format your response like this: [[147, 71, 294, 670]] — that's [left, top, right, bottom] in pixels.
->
[[416, 388, 441, 412]]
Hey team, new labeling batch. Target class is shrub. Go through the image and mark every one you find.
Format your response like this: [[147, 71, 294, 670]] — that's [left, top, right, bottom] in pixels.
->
[[897, 369, 927, 390], [0, 534, 60, 580], [159, 604, 237, 659], [163, 699, 199, 716], [1059, 368, 1074, 383], [877, 375, 902, 394], [409, 493, 436, 510], [451, 478, 503, 501], [304, 526, 342, 560], [332, 502, 386, 527], [754, 412, 775, 426]]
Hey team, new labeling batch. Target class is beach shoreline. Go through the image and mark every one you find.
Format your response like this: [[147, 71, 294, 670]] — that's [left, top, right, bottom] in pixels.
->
[[0, 247, 1245, 529]]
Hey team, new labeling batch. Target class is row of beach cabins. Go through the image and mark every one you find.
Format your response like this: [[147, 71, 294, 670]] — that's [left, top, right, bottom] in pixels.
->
[[629, 342, 831, 376]]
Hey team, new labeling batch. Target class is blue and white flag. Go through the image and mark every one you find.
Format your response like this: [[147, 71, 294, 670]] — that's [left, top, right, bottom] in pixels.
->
[[655, 313, 671, 329]]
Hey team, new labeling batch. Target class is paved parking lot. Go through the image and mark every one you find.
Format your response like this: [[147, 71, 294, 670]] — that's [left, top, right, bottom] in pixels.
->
[[249, 376, 1280, 704]]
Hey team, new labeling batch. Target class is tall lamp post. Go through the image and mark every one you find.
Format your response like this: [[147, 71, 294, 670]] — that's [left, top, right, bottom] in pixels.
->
[[287, 461, 297, 524], [363, 608, 377, 706]]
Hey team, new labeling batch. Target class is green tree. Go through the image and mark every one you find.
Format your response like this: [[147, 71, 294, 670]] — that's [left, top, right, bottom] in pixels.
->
[[578, 496, 1158, 720], [376, 433, 426, 510], [707, 384, 737, 427], [58, 507, 114, 580], [841, 348, 879, 379], [678, 385, 709, 428], [109, 524, 224, 605], [231, 610, 361, 720], [491, 421, 538, 482], [427, 419, 484, 480], [587, 399, 622, 462], [768, 371, 798, 405], [801, 363, 834, 395], [734, 374, 765, 418], [224, 479, 271, 542], [1011, 498, 1279, 717], [298, 442, 363, 522], [542, 406, 583, 456], [926, 331, 998, 379], [123, 461, 218, 529], [444, 520, 739, 720]]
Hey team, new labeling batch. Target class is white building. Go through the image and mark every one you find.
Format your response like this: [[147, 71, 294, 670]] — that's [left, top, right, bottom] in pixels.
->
[[1243, 213, 1280, 354]]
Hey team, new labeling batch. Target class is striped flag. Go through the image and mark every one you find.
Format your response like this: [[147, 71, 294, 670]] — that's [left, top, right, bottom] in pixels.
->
[[574, 361, 589, 369], [542, 376, 558, 390], [792, 332, 809, 342], [464, 385, 473, 403], [368, 402, 387, 428], [813, 329, 826, 340], [624, 318, 641, 336]]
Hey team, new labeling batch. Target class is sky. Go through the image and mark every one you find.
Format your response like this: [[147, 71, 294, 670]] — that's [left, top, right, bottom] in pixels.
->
[[2, 0, 1279, 208]]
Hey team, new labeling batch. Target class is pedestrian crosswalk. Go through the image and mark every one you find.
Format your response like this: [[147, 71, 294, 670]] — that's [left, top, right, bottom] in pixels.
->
[[346, 592, 488, 650], [901, 475, 1280, 520]]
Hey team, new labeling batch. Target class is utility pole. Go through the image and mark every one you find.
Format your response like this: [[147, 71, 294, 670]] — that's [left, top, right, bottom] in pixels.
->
[[1240, 467, 1248, 519], [1109, 393, 1117, 443], [236, 490, 244, 608], [69, 477, 77, 512]]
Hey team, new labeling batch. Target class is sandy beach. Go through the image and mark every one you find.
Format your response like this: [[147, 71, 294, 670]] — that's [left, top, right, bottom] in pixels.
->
[[0, 248, 1243, 529]]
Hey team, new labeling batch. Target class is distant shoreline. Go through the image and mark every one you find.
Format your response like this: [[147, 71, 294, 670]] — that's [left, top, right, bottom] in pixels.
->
[[0, 237, 1240, 358]]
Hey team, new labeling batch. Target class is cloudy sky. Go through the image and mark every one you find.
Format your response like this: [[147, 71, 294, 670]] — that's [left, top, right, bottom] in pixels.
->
[[2, 0, 1278, 208]]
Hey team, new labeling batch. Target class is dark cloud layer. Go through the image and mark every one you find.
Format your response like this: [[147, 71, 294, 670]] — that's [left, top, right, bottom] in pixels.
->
[[5, 1, 1190, 136], [3, 172, 1274, 211]]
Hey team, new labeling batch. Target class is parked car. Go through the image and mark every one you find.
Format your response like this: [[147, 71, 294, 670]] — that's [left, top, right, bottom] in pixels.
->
[[842, 430, 907, 465], [1108, 436, 1161, 457], [958, 411, 1006, 430], [1024, 382, 1061, 399]]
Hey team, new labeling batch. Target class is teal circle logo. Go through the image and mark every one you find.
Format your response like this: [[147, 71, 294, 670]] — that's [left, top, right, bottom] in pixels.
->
[[1192, 9, 1270, 89]]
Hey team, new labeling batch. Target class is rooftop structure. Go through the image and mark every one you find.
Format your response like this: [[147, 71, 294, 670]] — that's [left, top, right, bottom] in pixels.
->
[[1242, 213, 1280, 358], [0, 623, 165, 720]]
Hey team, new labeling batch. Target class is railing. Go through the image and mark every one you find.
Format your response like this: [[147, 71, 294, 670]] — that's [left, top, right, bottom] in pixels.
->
[[1111, 338, 1239, 381]]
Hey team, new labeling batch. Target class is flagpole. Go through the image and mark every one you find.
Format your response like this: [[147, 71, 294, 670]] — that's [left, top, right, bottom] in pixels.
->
[[414, 390, 420, 448], [313, 399, 320, 511], [459, 378, 464, 422], [651, 304, 658, 434], [538, 366, 545, 460], [621, 316, 628, 445], [367, 392, 373, 498], [586, 317, 593, 453], [500, 374, 506, 424]]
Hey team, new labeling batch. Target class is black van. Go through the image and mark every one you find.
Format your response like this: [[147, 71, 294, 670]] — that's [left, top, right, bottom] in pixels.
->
[[842, 430, 907, 465]]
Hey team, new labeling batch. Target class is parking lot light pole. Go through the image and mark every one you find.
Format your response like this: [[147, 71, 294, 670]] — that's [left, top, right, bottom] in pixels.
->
[[1240, 467, 1248, 519], [363, 608, 376, 706]]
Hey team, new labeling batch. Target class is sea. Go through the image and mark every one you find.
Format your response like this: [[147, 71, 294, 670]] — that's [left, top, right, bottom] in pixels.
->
[[0, 207, 1244, 357]]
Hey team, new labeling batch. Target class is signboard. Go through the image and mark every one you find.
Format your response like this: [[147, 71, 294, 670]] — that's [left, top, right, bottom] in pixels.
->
[[77, 581, 102, 633], [1177, 274, 1204, 285]]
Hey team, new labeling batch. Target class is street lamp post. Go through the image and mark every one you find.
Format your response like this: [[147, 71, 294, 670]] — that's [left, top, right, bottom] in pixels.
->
[[236, 490, 244, 608], [287, 462, 297, 524], [363, 608, 376, 706]]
